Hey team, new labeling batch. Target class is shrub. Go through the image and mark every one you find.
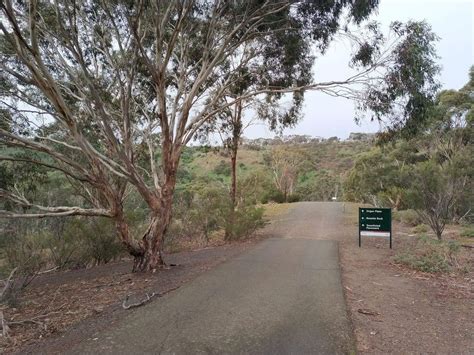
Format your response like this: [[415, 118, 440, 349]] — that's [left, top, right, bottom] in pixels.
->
[[412, 224, 429, 234], [167, 185, 229, 250], [225, 205, 265, 241], [76, 218, 124, 265], [394, 236, 462, 273], [395, 251, 450, 273], [262, 190, 286, 204], [43, 219, 86, 269], [460, 225, 474, 238], [393, 209, 422, 226], [213, 160, 231, 176], [1, 232, 48, 304], [287, 194, 300, 203]]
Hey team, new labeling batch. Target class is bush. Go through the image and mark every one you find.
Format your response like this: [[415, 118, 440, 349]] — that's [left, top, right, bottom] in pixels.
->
[[213, 160, 231, 176], [167, 185, 229, 251], [412, 224, 429, 234], [394, 236, 462, 273], [287, 194, 300, 203], [71, 218, 124, 265], [393, 209, 423, 226], [262, 190, 286, 204], [395, 251, 450, 273], [45, 217, 125, 267], [43, 219, 86, 269], [1, 232, 48, 304], [460, 225, 474, 238], [225, 205, 265, 241]]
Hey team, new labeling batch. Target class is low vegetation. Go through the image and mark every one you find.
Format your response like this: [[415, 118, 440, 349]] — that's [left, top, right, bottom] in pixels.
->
[[395, 235, 467, 274]]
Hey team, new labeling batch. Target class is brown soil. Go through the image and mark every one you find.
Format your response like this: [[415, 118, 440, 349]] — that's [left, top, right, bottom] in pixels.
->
[[339, 205, 474, 354], [0, 239, 264, 354]]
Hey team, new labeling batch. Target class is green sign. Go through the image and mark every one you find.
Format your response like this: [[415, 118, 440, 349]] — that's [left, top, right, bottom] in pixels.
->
[[359, 207, 392, 248]]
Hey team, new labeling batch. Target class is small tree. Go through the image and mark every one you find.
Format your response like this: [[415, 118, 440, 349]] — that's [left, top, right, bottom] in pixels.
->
[[406, 161, 457, 240], [265, 146, 311, 202]]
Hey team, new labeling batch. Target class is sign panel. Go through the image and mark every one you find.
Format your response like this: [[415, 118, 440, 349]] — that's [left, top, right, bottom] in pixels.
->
[[359, 207, 392, 248]]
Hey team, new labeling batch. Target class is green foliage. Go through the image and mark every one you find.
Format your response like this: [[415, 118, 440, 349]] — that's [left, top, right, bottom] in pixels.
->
[[224, 205, 265, 241], [213, 160, 231, 176], [347, 67, 474, 239], [262, 190, 286, 204], [412, 224, 429, 234], [43, 219, 86, 269], [359, 21, 440, 136], [3, 232, 48, 290], [168, 184, 229, 249], [0, 216, 124, 296], [67, 218, 124, 266], [393, 209, 423, 226], [1, 222, 50, 305], [460, 225, 474, 238], [296, 170, 338, 201], [395, 250, 450, 273], [287, 194, 301, 203], [343, 142, 415, 208]]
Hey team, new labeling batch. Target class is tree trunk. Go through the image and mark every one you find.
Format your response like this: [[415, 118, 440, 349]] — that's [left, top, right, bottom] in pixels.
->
[[136, 179, 176, 272], [225, 100, 242, 241], [225, 150, 237, 241], [113, 166, 178, 272], [114, 209, 146, 269], [230, 152, 237, 209]]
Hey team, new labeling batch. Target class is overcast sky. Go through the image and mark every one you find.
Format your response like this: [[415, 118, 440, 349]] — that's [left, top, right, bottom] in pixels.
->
[[246, 0, 474, 140]]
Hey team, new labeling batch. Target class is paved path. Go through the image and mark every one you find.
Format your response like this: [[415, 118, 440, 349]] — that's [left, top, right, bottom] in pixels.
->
[[70, 202, 354, 354]]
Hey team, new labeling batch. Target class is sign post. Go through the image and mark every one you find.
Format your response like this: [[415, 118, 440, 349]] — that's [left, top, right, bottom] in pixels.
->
[[359, 207, 392, 248]]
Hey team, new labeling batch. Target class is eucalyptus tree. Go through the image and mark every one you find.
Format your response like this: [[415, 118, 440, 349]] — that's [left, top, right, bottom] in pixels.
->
[[0, 0, 439, 271]]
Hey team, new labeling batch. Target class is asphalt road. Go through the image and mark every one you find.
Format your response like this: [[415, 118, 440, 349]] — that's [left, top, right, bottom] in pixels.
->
[[70, 202, 354, 354]]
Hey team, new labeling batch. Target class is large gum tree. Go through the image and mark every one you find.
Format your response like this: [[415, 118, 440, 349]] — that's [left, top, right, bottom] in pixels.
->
[[0, 0, 439, 271]]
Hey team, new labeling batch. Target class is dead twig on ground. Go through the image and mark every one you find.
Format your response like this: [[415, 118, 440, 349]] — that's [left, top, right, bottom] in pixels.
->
[[37, 267, 59, 275], [0, 267, 18, 302], [0, 310, 10, 337], [122, 285, 182, 310], [0, 312, 47, 338], [122, 292, 157, 310], [358, 308, 380, 316]]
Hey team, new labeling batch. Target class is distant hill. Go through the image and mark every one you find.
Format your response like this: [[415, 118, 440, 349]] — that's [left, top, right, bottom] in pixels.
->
[[179, 134, 373, 201]]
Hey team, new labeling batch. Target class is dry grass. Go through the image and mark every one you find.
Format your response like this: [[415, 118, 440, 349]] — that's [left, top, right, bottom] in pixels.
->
[[262, 203, 292, 219]]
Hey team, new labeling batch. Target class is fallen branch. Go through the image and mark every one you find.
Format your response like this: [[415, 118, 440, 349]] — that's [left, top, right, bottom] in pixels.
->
[[0, 267, 18, 302], [461, 244, 474, 249], [0, 311, 10, 337], [122, 285, 182, 310], [8, 318, 46, 329], [122, 292, 156, 310], [37, 266, 59, 275], [357, 308, 380, 316], [0, 311, 46, 338]]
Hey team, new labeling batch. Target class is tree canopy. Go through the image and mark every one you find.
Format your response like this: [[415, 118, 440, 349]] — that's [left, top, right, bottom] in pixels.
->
[[0, 0, 440, 270]]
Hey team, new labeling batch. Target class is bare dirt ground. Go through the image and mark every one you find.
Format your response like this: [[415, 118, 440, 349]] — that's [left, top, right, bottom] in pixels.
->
[[339, 204, 474, 354]]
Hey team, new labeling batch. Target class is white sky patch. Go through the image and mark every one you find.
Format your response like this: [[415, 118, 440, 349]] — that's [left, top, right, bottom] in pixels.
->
[[246, 0, 474, 140]]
